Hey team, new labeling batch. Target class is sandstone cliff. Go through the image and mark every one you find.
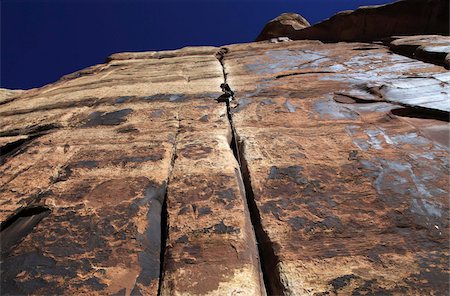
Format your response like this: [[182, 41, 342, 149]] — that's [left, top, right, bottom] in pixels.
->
[[1, 4, 449, 296]]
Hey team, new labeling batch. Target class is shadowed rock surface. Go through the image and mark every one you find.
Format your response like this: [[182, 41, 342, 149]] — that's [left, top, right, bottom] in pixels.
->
[[1, 5, 449, 296], [388, 35, 450, 68], [256, 0, 449, 42]]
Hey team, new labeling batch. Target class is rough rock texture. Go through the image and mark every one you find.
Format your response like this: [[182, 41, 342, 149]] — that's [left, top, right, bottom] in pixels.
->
[[256, 13, 310, 42], [0, 88, 24, 105], [256, 0, 449, 42], [224, 40, 449, 295], [1, 19, 449, 296], [0, 47, 263, 295]]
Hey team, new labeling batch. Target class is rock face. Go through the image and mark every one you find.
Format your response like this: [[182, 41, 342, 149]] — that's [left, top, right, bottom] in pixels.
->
[[224, 40, 449, 295], [256, 13, 310, 42], [0, 47, 264, 295], [256, 0, 449, 42], [1, 9, 449, 296]]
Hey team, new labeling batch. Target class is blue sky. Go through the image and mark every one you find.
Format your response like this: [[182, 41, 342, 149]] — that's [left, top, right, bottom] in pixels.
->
[[1, 0, 392, 89]]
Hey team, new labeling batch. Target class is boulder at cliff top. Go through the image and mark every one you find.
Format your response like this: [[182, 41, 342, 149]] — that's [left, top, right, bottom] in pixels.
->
[[256, 0, 449, 42], [256, 13, 310, 41]]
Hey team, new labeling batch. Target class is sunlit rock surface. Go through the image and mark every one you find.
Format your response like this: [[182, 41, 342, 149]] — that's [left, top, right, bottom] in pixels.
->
[[0, 47, 264, 295], [0, 88, 24, 105], [224, 40, 449, 295], [1, 15, 449, 296]]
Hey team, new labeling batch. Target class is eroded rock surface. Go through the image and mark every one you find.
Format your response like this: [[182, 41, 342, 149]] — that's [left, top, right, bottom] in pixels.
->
[[224, 40, 449, 295], [0, 47, 263, 295], [0, 23, 449, 296]]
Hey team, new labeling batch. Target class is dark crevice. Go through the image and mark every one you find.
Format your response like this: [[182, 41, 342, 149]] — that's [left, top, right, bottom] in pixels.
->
[[215, 48, 285, 295], [415, 50, 448, 68], [386, 43, 419, 57], [157, 116, 180, 296], [227, 103, 242, 166], [334, 92, 450, 122], [215, 47, 241, 165], [237, 140, 285, 296], [1, 135, 36, 166], [352, 46, 380, 51], [386, 42, 448, 69], [157, 188, 168, 296], [215, 48, 229, 82], [0, 123, 59, 138], [0, 137, 30, 157], [276, 71, 335, 79], [0, 205, 51, 257], [0, 124, 59, 165], [391, 107, 450, 122], [333, 93, 381, 104]]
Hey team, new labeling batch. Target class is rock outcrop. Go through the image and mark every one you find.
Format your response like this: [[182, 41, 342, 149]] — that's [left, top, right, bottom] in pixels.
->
[[256, 13, 310, 42], [1, 5, 449, 296], [256, 0, 449, 42]]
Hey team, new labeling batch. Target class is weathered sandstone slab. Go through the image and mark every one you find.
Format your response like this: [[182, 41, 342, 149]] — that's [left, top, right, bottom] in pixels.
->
[[161, 124, 264, 295], [224, 39, 449, 295], [0, 47, 263, 295]]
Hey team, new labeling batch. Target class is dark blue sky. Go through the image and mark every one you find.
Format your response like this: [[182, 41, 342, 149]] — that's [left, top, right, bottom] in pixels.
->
[[1, 0, 392, 90]]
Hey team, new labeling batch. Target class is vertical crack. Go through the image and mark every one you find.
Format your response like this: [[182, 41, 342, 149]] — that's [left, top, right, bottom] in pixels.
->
[[237, 142, 285, 296], [157, 112, 180, 296], [215, 48, 241, 166], [215, 48, 285, 295]]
